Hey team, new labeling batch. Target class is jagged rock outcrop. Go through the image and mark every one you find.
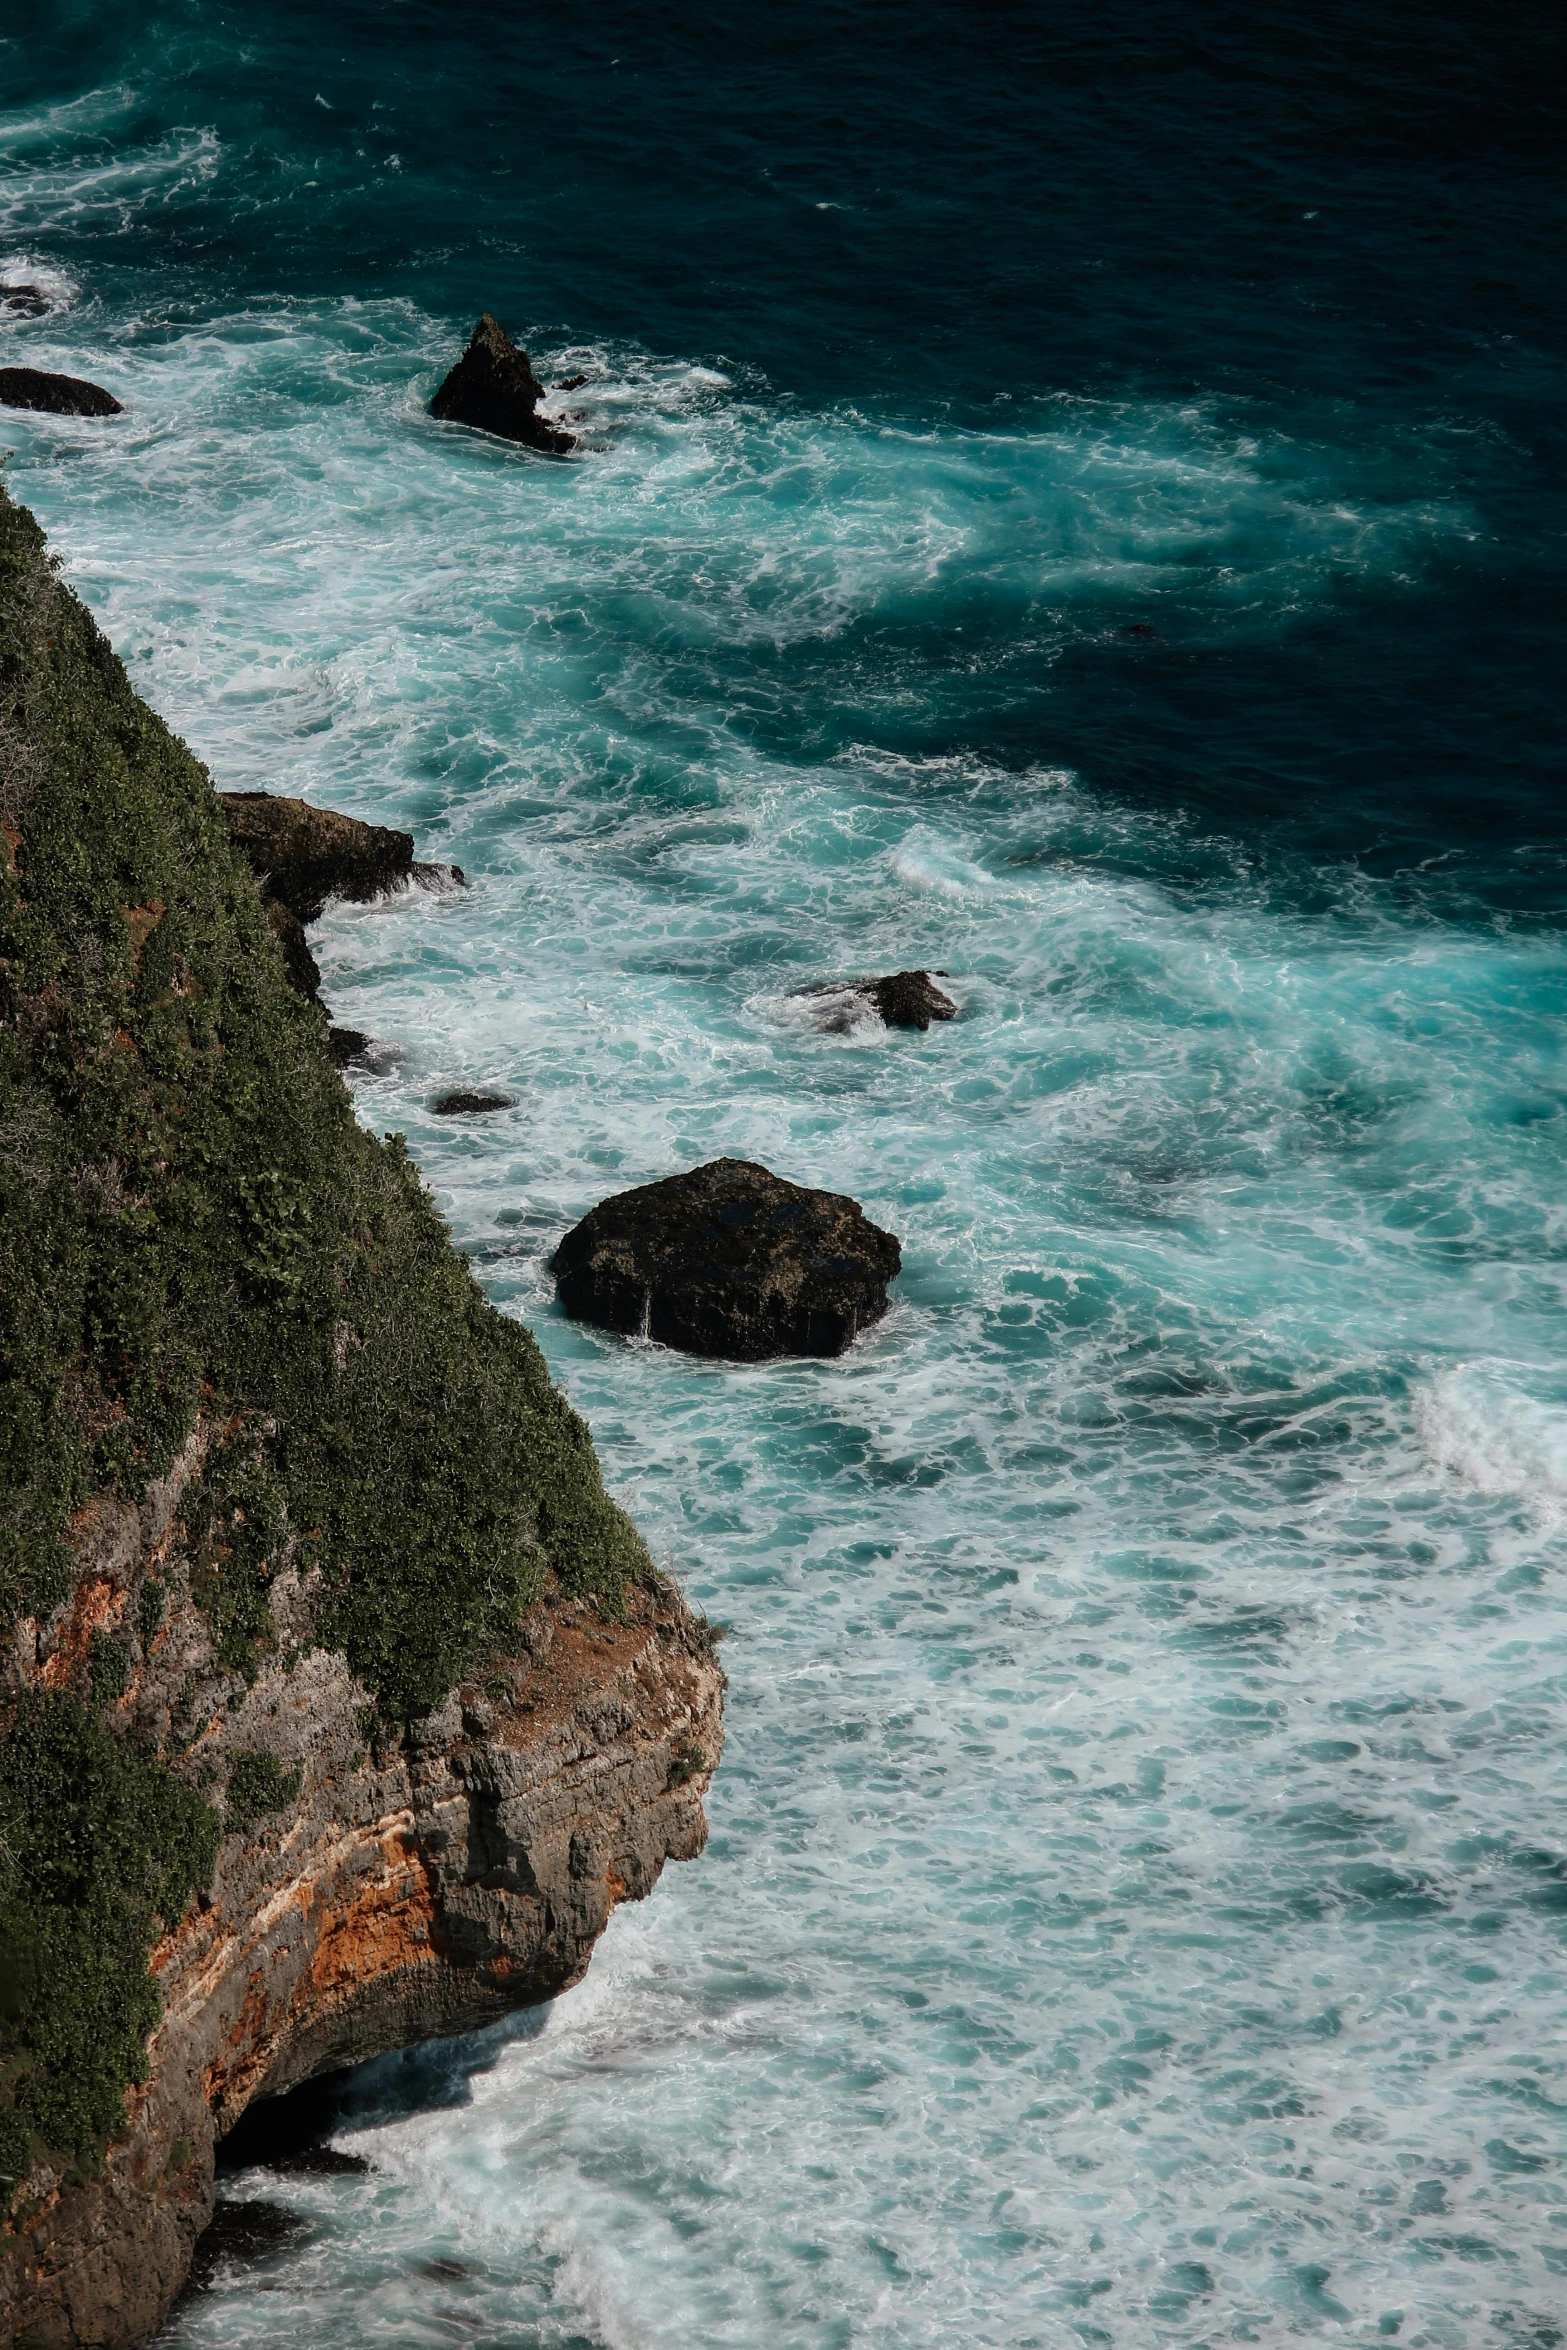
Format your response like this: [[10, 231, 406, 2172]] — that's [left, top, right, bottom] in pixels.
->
[[429, 314, 574, 454], [0, 1423, 722, 2348], [217, 789, 464, 1005], [552, 1156, 902, 1359], [0, 368, 121, 417], [802, 969, 958, 1034]]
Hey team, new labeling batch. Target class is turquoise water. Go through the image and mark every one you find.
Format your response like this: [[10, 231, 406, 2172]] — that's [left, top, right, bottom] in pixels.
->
[[6, 7, 1567, 2342]]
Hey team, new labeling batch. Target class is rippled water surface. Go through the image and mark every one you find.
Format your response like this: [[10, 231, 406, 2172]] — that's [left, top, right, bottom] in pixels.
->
[[6, 5, 1567, 2342]]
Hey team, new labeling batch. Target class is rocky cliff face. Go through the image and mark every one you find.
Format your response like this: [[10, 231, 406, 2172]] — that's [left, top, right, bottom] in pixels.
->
[[1, 1415, 723, 2349], [0, 484, 724, 2347]]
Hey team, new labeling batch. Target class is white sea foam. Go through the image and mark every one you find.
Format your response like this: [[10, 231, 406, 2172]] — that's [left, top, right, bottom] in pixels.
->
[[1419, 1363, 1567, 1525]]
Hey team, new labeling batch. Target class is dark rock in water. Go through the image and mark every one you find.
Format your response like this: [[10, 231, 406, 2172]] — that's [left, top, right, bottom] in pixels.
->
[[0, 364, 122, 416], [802, 968, 957, 1034], [552, 1156, 901, 1360], [555, 372, 589, 391], [184, 2199, 308, 2291], [422, 2257, 471, 2281], [430, 313, 574, 454], [328, 1026, 371, 1067], [219, 790, 418, 924], [0, 285, 51, 318], [864, 969, 957, 1030], [432, 1089, 512, 1115]]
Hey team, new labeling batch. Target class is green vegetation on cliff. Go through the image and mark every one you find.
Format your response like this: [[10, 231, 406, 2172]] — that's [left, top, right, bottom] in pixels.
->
[[0, 483, 649, 2189], [0, 1691, 218, 2193]]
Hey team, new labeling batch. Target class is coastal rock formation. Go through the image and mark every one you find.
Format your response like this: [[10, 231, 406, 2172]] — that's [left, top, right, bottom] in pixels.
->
[[217, 789, 464, 1006], [552, 1157, 902, 1359], [803, 969, 958, 1034], [0, 1441, 722, 2348], [217, 790, 437, 922], [0, 287, 52, 319], [0, 485, 720, 2345], [429, 313, 574, 454], [0, 366, 122, 417]]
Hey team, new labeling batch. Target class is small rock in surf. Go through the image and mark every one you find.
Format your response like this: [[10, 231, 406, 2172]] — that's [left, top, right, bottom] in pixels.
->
[[551, 1156, 901, 1360], [800, 968, 958, 1033], [429, 313, 574, 454], [0, 286, 52, 319], [431, 1090, 512, 1115]]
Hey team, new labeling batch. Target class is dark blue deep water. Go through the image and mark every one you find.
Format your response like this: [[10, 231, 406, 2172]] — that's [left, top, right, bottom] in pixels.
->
[[5, 6, 1567, 2343]]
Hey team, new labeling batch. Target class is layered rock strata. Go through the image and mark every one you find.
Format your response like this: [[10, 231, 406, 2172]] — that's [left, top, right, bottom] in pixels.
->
[[553, 1155, 902, 1359], [0, 1426, 722, 2348]]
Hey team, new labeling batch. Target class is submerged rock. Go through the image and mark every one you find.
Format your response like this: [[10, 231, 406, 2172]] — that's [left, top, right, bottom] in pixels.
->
[[429, 313, 574, 454], [552, 1156, 901, 1360], [0, 364, 122, 416], [183, 2199, 308, 2292], [432, 1089, 512, 1115], [0, 286, 52, 319]]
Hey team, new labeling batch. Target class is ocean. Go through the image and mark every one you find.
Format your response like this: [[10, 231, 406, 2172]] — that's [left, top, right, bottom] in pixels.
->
[[5, 4, 1567, 2341]]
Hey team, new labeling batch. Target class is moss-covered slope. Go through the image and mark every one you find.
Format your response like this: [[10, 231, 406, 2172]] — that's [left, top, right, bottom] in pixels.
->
[[0, 484, 649, 2200]]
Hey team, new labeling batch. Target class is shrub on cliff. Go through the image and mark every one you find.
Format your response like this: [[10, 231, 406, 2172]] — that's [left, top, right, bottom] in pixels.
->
[[0, 1691, 218, 2193]]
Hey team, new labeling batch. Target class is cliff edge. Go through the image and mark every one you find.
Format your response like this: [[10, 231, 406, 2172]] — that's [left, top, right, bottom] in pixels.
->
[[0, 487, 723, 2345]]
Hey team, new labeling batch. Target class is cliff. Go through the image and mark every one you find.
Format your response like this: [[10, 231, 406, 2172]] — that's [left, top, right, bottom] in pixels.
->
[[0, 487, 723, 2344]]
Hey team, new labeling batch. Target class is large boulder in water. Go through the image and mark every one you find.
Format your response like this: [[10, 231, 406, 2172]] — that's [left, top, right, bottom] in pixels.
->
[[0, 365, 122, 416], [552, 1157, 901, 1360], [429, 313, 574, 454]]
